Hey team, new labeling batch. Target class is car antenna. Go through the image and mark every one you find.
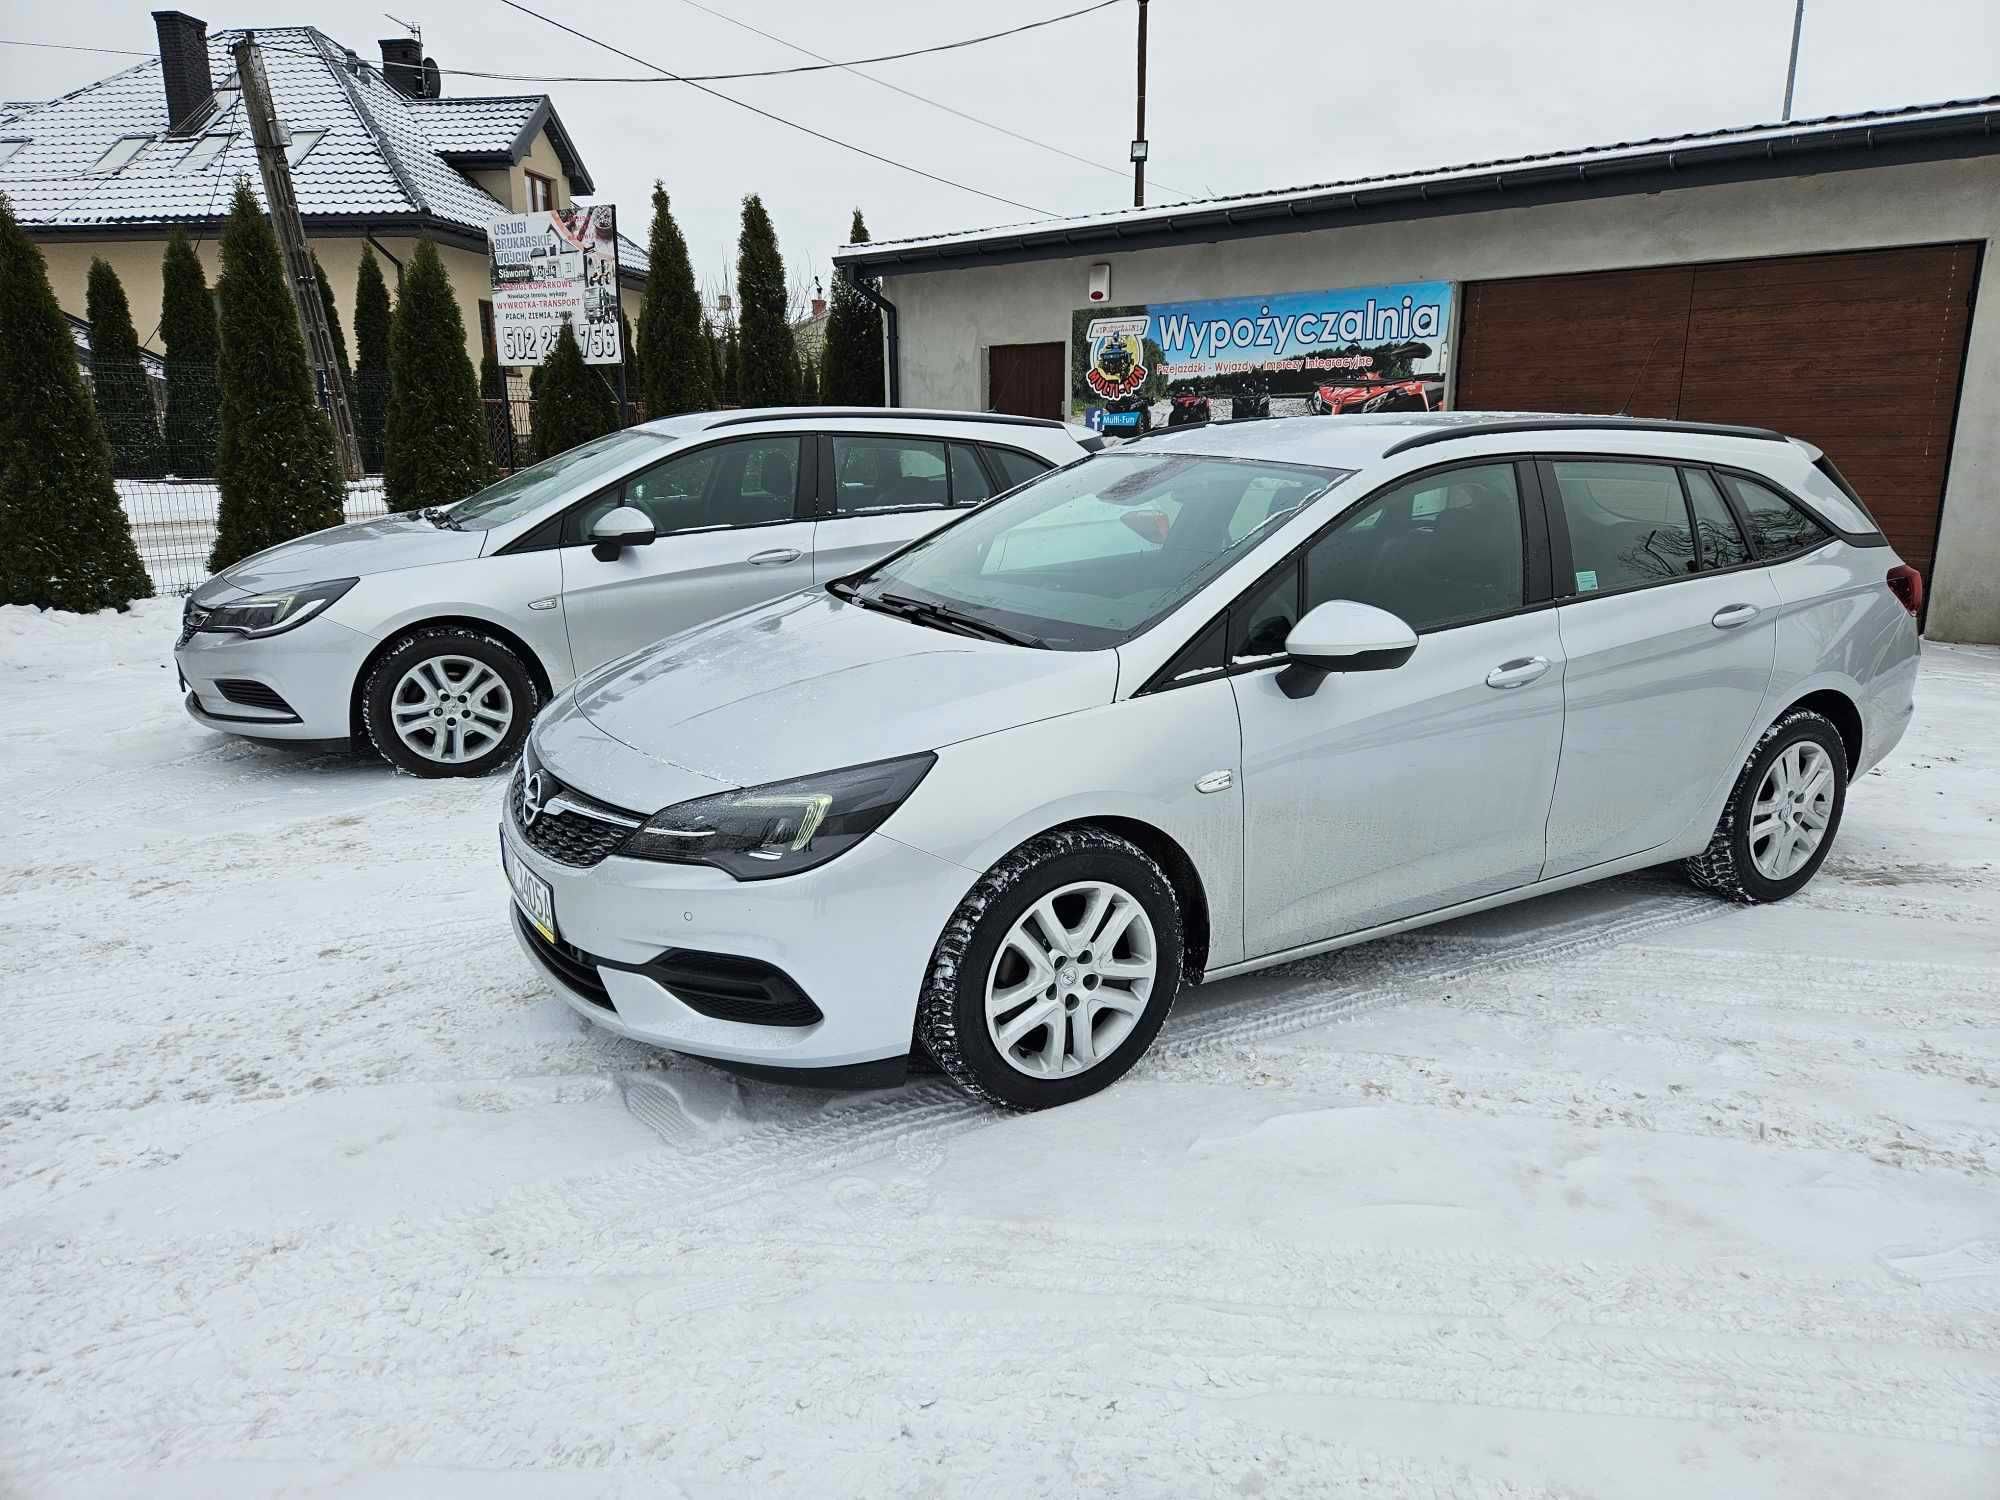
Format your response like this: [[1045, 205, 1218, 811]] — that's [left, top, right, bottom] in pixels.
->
[[1614, 327, 1672, 417]]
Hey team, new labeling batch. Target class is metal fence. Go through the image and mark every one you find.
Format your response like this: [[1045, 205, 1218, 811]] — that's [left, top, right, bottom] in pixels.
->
[[86, 359, 591, 596]]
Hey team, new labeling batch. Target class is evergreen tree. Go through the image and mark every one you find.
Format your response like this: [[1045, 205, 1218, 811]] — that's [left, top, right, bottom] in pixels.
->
[[86, 258, 166, 478], [209, 181, 345, 572], [635, 181, 713, 417], [160, 228, 220, 477], [382, 238, 494, 508], [353, 243, 391, 471], [0, 197, 151, 611], [821, 211, 885, 405], [480, 349, 516, 469], [312, 251, 351, 401], [532, 321, 617, 460], [734, 194, 796, 408]]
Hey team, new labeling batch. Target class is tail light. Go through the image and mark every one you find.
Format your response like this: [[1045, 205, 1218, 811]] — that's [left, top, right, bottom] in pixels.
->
[[1886, 564, 1924, 617]]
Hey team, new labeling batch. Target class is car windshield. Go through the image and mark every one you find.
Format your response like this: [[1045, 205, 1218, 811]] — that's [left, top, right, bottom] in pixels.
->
[[844, 452, 1350, 650], [441, 429, 669, 531]]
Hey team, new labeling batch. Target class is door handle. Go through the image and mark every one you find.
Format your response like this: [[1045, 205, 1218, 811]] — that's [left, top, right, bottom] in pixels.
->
[[1485, 656, 1551, 690], [1711, 603, 1761, 629], [747, 548, 802, 566]]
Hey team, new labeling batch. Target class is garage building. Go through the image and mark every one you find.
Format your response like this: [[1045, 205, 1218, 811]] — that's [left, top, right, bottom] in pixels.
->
[[833, 98, 2000, 644]]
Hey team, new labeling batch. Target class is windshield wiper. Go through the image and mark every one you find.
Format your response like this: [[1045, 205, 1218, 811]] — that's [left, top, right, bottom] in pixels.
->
[[420, 506, 463, 531], [874, 592, 1046, 649]]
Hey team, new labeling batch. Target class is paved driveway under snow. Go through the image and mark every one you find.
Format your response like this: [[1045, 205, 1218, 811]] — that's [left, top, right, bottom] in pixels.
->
[[3, 599, 1997, 1498]]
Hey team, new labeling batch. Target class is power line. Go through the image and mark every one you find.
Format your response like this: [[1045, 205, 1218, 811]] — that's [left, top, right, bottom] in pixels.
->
[[494, 0, 1056, 217], [2, 5, 1125, 84], [669, 0, 1192, 200]]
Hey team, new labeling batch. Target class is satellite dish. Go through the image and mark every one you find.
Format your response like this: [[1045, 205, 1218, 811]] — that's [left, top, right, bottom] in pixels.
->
[[418, 57, 441, 99]]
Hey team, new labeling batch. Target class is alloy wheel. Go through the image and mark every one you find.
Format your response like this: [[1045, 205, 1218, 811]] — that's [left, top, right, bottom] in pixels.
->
[[389, 654, 514, 766], [1748, 740, 1835, 880], [984, 880, 1157, 1079]]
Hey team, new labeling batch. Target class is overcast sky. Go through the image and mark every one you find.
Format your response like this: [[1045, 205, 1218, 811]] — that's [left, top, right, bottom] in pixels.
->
[[5, 0, 1995, 301]]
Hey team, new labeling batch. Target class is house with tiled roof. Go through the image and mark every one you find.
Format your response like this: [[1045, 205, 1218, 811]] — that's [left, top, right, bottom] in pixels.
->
[[0, 10, 648, 372]]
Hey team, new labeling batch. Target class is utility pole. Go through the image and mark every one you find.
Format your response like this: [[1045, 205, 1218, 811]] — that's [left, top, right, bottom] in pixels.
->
[[1131, 0, 1150, 208], [233, 32, 364, 480], [1781, 0, 1806, 121]]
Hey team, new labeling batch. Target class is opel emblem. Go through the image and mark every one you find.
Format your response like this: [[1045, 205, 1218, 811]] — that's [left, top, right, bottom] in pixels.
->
[[522, 771, 547, 827]]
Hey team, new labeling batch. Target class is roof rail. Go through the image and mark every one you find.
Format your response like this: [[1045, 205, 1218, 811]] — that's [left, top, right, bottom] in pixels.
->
[[1382, 416, 1788, 456], [703, 408, 1069, 432]]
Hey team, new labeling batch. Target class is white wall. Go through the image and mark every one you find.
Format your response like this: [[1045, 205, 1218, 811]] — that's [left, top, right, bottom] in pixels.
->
[[877, 156, 2000, 644]]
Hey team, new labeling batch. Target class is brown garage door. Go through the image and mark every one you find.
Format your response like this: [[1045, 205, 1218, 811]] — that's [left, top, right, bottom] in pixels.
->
[[988, 342, 1065, 419], [1455, 245, 1980, 578]]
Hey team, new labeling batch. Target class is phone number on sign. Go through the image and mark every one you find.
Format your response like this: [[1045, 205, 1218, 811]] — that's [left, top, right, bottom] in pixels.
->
[[499, 323, 622, 364]]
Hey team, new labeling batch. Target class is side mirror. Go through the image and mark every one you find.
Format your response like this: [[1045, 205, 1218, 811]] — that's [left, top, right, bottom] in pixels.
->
[[1278, 599, 1418, 699], [589, 505, 655, 562]]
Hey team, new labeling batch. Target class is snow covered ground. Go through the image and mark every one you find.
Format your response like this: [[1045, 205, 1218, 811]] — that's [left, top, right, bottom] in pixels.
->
[[3, 599, 1997, 1499]]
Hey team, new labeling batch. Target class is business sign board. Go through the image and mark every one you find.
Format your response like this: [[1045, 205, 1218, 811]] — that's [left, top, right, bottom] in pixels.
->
[[487, 204, 623, 365], [1071, 279, 1454, 433]]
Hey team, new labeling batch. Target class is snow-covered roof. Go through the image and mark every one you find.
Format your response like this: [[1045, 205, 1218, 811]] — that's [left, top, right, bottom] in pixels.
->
[[835, 95, 2000, 271], [1, 100, 45, 126], [0, 26, 643, 278]]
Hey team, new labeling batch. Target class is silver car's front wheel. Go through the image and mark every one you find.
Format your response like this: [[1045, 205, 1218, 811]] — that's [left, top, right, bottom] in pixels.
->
[[919, 827, 1183, 1110], [361, 627, 540, 779], [984, 880, 1158, 1080], [389, 655, 514, 766]]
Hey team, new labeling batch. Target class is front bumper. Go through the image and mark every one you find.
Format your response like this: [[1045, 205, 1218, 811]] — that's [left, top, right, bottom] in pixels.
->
[[502, 795, 975, 1074], [174, 614, 376, 741]]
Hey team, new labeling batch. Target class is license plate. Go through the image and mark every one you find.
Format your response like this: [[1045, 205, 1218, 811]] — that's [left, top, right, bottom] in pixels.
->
[[501, 828, 557, 943]]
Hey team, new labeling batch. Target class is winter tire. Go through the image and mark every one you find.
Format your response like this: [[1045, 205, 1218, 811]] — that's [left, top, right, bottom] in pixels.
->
[[362, 627, 539, 779], [1684, 707, 1848, 904], [917, 827, 1183, 1110]]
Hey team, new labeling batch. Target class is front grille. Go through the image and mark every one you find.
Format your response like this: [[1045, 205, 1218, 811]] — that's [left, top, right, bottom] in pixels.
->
[[215, 678, 295, 714], [514, 907, 613, 1009], [648, 950, 823, 1027], [176, 598, 208, 648], [509, 766, 635, 868]]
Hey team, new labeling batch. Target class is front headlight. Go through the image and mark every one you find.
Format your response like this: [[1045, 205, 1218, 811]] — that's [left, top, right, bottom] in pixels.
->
[[618, 753, 937, 880], [199, 577, 359, 638]]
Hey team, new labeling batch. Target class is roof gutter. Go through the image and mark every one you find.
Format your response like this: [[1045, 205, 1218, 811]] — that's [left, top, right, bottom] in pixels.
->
[[840, 264, 900, 407], [835, 105, 2000, 274]]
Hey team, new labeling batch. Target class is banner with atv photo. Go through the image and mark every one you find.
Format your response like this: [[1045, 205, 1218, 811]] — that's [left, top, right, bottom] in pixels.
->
[[1071, 279, 1454, 435]]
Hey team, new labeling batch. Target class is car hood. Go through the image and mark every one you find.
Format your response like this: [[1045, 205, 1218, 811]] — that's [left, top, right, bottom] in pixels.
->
[[192, 516, 485, 603], [561, 590, 1119, 795]]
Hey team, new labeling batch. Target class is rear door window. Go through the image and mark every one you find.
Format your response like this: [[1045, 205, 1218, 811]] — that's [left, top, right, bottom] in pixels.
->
[[831, 436, 949, 513], [1720, 473, 1832, 559], [1547, 460, 1694, 593], [1681, 469, 1751, 570]]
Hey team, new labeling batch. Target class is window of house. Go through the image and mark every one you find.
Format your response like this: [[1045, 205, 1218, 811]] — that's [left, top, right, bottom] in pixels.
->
[[1304, 462, 1525, 631], [0, 140, 28, 169], [178, 131, 233, 172], [525, 170, 555, 212], [1681, 469, 1750, 571], [89, 136, 151, 176], [1719, 473, 1832, 560], [285, 128, 326, 167], [1548, 460, 1694, 593]]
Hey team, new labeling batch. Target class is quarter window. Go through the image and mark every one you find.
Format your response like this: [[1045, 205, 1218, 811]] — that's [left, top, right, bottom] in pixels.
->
[[1304, 463, 1525, 631], [831, 436, 949, 513], [947, 443, 994, 505], [985, 446, 1050, 490], [1231, 564, 1301, 663], [564, 437, 800, 542], [1681, 469, 1750, 570], [1548, 460, 1693, 593], [1720, 473, 1831, 559]]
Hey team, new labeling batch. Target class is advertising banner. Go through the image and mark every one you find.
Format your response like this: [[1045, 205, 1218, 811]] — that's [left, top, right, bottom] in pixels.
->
[[487, 204, 623, 366], [1071, 279, 1454, 434]]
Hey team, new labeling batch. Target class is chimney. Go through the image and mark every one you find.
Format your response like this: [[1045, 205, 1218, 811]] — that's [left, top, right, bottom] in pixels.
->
[[811, 296, 827, 319], [151, 11, 213, 134], [378, 37, 423, 97]]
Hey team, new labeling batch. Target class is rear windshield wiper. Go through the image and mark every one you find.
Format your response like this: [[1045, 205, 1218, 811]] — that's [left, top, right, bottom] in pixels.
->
[[872, 591, 1046, 649], [420, 506, 463, 531]]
